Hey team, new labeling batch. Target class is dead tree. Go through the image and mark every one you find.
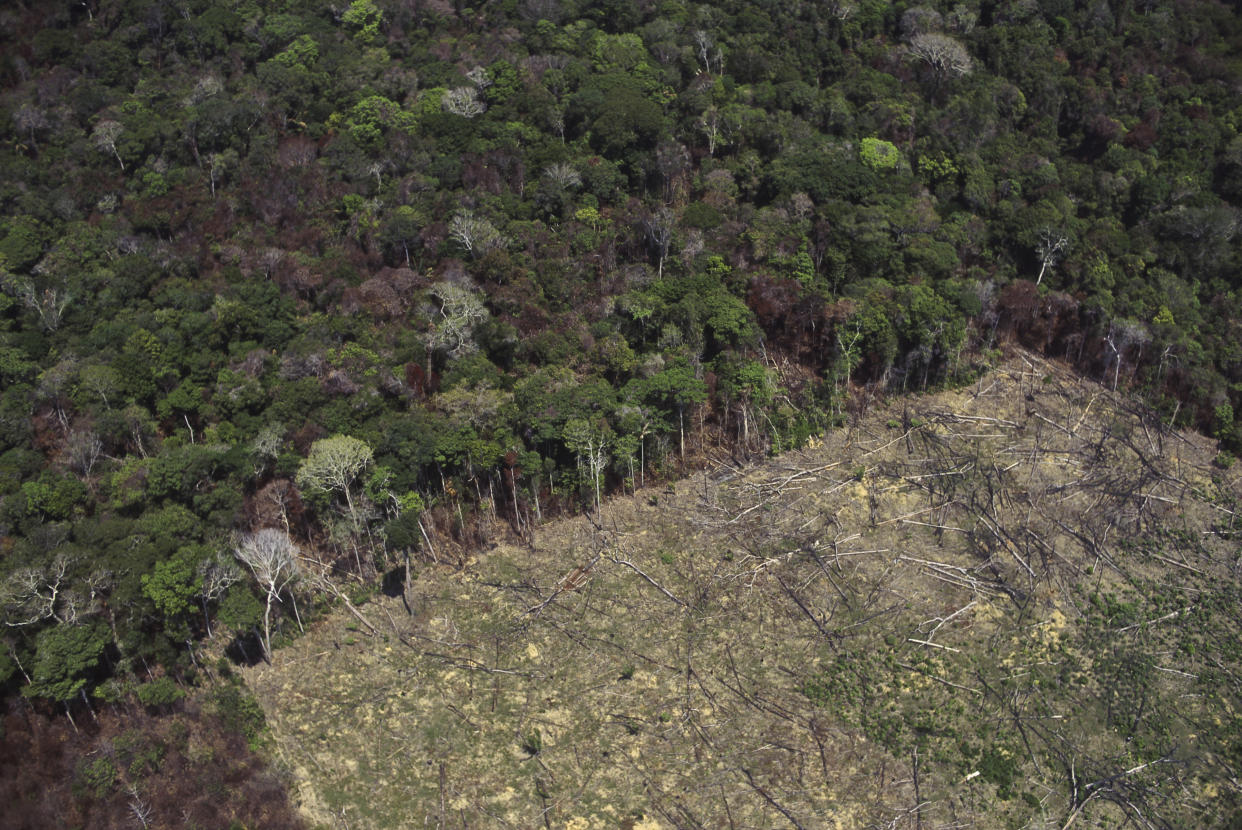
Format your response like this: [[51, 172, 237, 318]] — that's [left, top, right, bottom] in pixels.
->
[[233, 529, 301, 661]]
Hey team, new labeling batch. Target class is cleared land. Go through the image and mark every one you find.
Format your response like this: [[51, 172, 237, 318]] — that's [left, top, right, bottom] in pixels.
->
[[246, 354, 1242, 829]]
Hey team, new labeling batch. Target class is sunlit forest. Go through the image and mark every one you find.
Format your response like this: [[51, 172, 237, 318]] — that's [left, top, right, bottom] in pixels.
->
[[1, 0, 1240, 825]]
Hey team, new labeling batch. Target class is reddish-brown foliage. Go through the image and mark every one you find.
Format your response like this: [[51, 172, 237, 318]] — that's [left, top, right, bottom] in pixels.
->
[[996, 280, 1083, 357], [0, 698, 306, 830], [405, 362, 429, 398], [747, 274, 837, 367], [245, 478, 306, 533], [277, 135, 318, 169]]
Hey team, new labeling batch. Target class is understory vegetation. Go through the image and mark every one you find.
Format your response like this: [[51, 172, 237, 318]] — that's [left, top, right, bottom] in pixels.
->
[[0, 0, 1241, 823]]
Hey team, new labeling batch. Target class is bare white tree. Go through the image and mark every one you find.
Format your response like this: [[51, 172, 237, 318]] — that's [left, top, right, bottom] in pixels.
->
[[946, 3, 978, 33], [208, 150, 238, 197], [542, 162, 581, 189], [13, 104, 50, 149], [448, 210, 506, 258], [789, 191, 815, 221], [427, 281, 489, 360], [249, 423, 284, 478], [1035, 228, 1070, 285], [907, 32, 973, 81], [78, 363, 120, 409], [1105, 319, 1151, 391], [1, 555, 74, 628], [900, 5, 944, 40], [66, 430, 103, 477], [183, 74, 224, 106], [127, 786, 153, 829], [692, 30, 722, 74], [3, 275, 73, 332], [366, 158, 390, 191], [91, 119, 126, 170], [643, 207, 675, 278], [465, 65, 492, 91], [233, 529, 301, 661], [198, 553, 243, 638], [697, 107, 725, 157], [826, 0, 857, 20], [442, 86, 486, 118], [564, 418, 608, 517]]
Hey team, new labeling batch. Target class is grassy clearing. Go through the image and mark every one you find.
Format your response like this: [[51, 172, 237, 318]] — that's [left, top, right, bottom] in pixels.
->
[[245, 354, 1242, 829]]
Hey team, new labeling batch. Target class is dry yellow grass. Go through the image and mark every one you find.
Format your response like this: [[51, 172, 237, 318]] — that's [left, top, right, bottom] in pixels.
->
[[245, 353, 1242, 829]]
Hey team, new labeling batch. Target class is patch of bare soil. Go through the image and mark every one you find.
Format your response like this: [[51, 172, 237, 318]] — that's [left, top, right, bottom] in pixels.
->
[[246, 353, 1242, 829]]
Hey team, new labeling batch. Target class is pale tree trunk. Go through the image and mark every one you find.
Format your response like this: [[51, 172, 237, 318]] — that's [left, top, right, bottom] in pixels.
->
[[679, 408, 685, 460], [639, 438, 645, 489], [80, 687, 97, 722], [261, 592, 274, 662], [202, 596, 213, 638], [288, 589, 304, 633]]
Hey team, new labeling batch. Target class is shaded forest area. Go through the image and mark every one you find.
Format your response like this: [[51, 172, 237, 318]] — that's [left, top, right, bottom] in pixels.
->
[[0, 0, 1240, 818], [0, 679, 306, 829]]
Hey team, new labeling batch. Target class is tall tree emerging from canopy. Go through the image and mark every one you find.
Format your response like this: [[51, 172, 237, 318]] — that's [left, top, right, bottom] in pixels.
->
[[232, 529, 300, 662], [907, 32, 972, 90], [427, 281, 489, 362], [296, 435, 374, 530], [297, 435, 375, 573]]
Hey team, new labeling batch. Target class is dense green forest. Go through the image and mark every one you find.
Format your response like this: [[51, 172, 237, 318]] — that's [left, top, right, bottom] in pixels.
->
[[0, 0, 1241, 817]]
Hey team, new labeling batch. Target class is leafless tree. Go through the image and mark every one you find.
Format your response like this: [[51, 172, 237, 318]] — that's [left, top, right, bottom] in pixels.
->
[[233, 529, 301, 661], [3, 275, 73, 332], [427, 281, 489, 360], [643, 207, 675, 278], [297, 435, 374, 539], [1035, 228, 1069, 285], [263, 478, 298, 535], [78, 363, 120, 409], [679, 228, 704, 267], [946, 3, 978, 33], [208, 149, 237, 197], [542, 162, 581, 189], [1104, 319, 1151, 391], [548, 106, 566, 143], [442, 87, 486, 118], [907, 32, 973, 82], [13, 104, 50, 150], [92, 119, 126, 170], [825, 0, 857, 20], [1, 555, 75, 628], [564, 418, 608, 517], [367, 158, 391, 192], [447, 211, 506, 258], [697, 107, 729, 157], [519, 0, 563, 22], [656, 141, 690, 204], [66, 430, 103, 477], [249, 423, 284, 478], [199, 553, 243, 638], [465, 65, 492, 91], [789, 191, 815, 221], [36, 357, 78, 434], [127, 787, 153, 829], [692, 30, 722, 74]]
